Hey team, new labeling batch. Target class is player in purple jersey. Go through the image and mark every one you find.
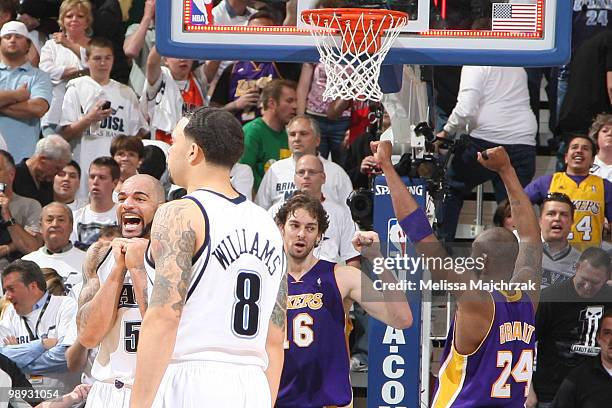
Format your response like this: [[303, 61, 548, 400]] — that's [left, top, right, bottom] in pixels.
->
[[273, 192, 412, 408], [373, 141, 543, 407]]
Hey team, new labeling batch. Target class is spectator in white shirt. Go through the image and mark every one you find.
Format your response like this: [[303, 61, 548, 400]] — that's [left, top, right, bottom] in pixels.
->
[[70, 157, 118, 249], [110, 134, 144, 196], [269, 154, 360, 267], [0, 259, 80, 394], [59, 37, 148, 202], [22, 202, 85, 297], [38, 0, 92, 135], [53, 161, 86, 212], [589, 113, 612, 182], [256, 114, 353, 209]]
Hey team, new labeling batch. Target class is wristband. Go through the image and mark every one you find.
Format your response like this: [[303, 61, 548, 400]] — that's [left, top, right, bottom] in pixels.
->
[[399, 208, 433, 243]]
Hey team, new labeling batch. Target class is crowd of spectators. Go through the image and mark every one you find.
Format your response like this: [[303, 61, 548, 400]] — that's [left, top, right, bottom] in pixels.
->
[[0, 0, 609, 405]]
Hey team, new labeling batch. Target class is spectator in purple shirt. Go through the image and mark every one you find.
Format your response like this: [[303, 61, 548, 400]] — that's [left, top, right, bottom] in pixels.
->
[[525, 135, 612, 248]]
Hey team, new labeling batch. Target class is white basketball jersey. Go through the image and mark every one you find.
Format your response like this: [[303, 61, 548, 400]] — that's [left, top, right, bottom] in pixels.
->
[[144, 189, 285, 368], [91, 250, 142, 384]]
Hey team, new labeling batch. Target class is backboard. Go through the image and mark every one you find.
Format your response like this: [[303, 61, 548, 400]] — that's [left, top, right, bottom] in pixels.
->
[[157, 0, 571, 67]]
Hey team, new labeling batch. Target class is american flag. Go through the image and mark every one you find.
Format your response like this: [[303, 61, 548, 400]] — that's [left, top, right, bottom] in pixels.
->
[[491, 3, 538, 32]]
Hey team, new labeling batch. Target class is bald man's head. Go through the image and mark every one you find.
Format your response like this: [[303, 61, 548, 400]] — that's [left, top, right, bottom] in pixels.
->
[[471, 227, 519, 281], [294, 154, 326, 199], [117, 174, 166, 238]]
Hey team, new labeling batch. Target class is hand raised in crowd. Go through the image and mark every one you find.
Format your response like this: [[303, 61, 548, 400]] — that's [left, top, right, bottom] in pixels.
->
[[476, 146, 513, 174], [233, 90, 259, 111], [0, 192, 12, 221], [85, 100, 113, 123], [143, 0, 156, 21]]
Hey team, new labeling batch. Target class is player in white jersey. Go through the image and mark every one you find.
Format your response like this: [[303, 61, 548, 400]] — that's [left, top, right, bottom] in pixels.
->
[[75, 174, 165, 407], [130, 107, 287, 408]]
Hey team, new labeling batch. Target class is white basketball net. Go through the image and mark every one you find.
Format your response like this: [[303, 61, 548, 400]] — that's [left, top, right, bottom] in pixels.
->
[[302, 10, 407, 102]]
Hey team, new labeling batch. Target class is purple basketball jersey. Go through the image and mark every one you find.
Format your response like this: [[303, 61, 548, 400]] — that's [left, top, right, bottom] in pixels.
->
[[432, 290, 536, 407], [229, 61, 281, 123], [276, 260, 351, 408]]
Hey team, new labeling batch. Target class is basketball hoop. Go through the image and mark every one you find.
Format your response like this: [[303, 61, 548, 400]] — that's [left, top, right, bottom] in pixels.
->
[[301, 8, 408, 102]]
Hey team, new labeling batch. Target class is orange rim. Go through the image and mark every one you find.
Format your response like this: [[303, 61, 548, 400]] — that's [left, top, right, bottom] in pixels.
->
[[301, 8, 408, 31]]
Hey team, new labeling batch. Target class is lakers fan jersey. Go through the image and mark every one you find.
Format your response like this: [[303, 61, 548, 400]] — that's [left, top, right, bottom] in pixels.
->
[[549, 173, 605, 247], [276, 260, 352, 408], [144, 189, 285, 368], [432, 291, 536, 408], [91, 250, 142, 384]]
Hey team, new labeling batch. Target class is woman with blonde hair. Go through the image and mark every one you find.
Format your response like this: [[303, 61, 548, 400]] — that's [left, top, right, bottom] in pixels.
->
[[39, 0, 93, 135]]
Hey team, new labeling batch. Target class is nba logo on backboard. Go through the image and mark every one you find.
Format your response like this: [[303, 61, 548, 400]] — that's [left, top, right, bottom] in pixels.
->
[[190, 0, 213, 25], [387, 218, 406, 258]]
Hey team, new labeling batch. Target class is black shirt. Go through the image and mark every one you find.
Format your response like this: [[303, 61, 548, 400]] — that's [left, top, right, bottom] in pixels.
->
[[551, 356, 612, 408], [534, 279, 612, 402], [12, 159, 54, 207]]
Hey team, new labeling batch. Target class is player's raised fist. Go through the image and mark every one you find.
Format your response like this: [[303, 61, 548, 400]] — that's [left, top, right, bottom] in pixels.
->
[[352, 231, 382, 260], [477, 146, 512, 173], [371, 141, 393, 165], [125, 238, 149, 271]]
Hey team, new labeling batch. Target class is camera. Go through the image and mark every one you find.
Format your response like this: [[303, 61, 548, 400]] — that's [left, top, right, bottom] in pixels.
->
[[0, 183, 5, 193], [347, 122, 466, 230], [101, 101, 111, 110]]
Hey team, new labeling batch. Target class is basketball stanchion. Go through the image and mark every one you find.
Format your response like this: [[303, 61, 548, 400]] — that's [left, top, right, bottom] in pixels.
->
[[301, 8, 408, 102]]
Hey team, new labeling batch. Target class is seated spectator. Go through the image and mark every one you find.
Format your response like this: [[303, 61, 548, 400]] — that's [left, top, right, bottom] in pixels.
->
[[530, 247, 612, 408], [70, 157, 118, 249], [589, 113, 612, 182], [59, 37, 148, 201], [492, 199, 514, 231], [256, 114, 353, 209], [435, 66, 537, 243], [110, 134, 144, 195], [13, 135, 72, 206], [239, 79, 297, 190], [0, 21, 52, 162], [550, 310, 612, 408], [53, 161, 85, 212], [269, 155, 360, 267], [22, 202, 85, 297], [525, 135, 612, 249], [540, 192, 581, 288], [0, 260, 80, 394], [142, 45, 207, 144], [210, 11, 300, 124], [39, 0, 92, 135], [123, 0, 156, 96], [0, 150, 43, 272], [41, 268, 66, 296]]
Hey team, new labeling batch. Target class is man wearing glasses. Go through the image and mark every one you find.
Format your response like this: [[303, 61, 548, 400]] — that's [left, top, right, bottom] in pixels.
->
[[525, 135, 612, 249], [268, 154, 360, 268]]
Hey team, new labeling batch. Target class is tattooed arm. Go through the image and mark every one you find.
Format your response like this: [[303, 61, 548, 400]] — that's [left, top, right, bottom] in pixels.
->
[[76, 240, 127, 348], [265, 271, 287, 406], [130, 201, 199, 408]]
